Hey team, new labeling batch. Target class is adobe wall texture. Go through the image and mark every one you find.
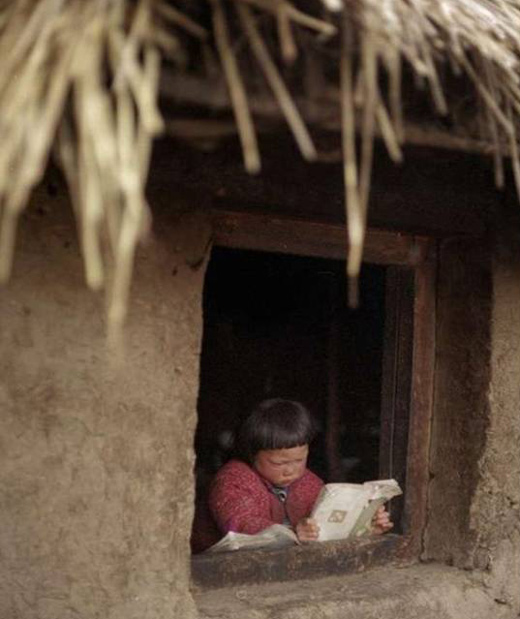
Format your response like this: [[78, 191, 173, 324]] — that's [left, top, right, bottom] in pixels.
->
[[471, 205, 520, 611], [2, 167, 520, 619], [194, 562, 515, 619], [424, 204, 520, 616], [0, 183, 210, 619]]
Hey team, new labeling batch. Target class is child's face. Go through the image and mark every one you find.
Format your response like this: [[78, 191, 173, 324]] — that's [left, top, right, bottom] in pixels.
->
[[253, 444, 309, 487]]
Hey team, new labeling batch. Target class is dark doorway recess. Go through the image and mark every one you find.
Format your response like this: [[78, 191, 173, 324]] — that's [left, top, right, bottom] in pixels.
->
[[195, 246, 388, 486]]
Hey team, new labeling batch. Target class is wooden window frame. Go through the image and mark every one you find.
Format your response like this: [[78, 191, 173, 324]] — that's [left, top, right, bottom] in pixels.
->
[[192, 210, 435, 587]]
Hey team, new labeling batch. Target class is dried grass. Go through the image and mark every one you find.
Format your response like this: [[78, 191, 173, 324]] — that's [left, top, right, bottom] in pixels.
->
[[0, 0, 184, 338], [333, 0, 520, 302], [2, 0, 520, 326]]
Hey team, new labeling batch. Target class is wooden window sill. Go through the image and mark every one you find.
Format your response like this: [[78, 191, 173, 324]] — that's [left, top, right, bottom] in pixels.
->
[[191, 534, 411, 589]]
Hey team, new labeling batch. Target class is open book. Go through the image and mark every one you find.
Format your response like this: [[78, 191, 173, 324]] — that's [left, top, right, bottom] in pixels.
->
[[206, 523, 298, 553], [311, 479, 402, 541], [206, 478, 402, 552]]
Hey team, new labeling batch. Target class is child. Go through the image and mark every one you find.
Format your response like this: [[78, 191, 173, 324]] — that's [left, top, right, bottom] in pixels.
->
[[192, 398, 393, 552]]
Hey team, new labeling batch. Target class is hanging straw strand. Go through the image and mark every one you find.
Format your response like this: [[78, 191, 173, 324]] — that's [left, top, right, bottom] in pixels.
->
[[237, 0, 337, 37], [340, 11, 362, 306], [212, 0, 261, 174], [236, 3, 317, 161]]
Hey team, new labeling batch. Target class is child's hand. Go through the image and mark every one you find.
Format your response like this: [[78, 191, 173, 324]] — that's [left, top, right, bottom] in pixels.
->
[[371, 506, 394, 535], [295, 517, 320, 542]]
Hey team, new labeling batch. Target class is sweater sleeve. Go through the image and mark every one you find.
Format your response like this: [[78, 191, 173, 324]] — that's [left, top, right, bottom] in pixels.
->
[[285, 468, 325, 525], [209, 463, 275, 535], [303, 470, 325, 515]]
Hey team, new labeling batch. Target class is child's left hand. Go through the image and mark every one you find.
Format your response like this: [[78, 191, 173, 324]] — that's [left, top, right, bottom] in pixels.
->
[[295, 517, 320, 542], [371, 506, 394, 535]]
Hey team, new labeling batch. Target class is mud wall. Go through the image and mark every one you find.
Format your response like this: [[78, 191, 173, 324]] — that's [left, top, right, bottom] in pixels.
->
[[2, 153, 520, 619], [472, 203, 520, 610], [425, 205, 520, 614], [0, 183, 209, 619], [423, 238, 492, 567]]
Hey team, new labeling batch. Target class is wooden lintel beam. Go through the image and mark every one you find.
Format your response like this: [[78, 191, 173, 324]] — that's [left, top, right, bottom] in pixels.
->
[[211, 209, 432, 266]]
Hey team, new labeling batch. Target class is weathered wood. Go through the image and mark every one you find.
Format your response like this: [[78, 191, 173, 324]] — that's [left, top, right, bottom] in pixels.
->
[[379, 267, 415, 531], [211, 209, 427, 265], [401, 246, 437, 558], [191, 534, 407, 588], [422, 238, 492, 566], [150, 136, 492, 238], [325, 277, 343, 482]]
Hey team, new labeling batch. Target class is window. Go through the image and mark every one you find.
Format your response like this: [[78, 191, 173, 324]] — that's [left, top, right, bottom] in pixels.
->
[[192, 211, 435, 587]]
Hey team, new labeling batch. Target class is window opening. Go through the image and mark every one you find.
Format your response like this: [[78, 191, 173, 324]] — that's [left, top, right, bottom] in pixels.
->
[[190, 227, 435, 587], [194, 246, 393, 530]]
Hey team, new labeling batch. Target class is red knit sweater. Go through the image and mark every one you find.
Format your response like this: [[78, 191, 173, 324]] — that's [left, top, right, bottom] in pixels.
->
[[191, 459, 324, 552]]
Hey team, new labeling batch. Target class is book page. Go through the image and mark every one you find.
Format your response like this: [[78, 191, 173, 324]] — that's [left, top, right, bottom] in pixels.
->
[[206, 524, 299, 553], [311, 479, 402, 542], [311, 483, 372, 541]]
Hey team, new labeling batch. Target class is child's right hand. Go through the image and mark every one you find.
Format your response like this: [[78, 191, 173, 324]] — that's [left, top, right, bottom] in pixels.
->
[[295, 517, 320, 542]]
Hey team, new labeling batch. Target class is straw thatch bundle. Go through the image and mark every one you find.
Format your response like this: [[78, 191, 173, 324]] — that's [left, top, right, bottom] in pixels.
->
[[0, 0, 174, 337], [2, 0, 520, 329]]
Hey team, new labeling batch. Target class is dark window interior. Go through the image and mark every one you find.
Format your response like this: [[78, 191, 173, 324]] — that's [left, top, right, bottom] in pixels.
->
[[191, 228, 432, 584], [195, 246, 387, 487]]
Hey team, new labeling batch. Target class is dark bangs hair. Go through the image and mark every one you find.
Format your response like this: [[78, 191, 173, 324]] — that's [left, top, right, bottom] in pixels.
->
[[236, 399, 317, 465]]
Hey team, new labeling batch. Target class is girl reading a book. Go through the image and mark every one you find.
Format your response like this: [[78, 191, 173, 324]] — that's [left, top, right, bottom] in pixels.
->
[[191, 398, 393, 552]]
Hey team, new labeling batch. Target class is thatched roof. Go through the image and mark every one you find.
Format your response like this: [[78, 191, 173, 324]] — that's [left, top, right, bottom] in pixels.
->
[[2, 0, 520, 333]]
